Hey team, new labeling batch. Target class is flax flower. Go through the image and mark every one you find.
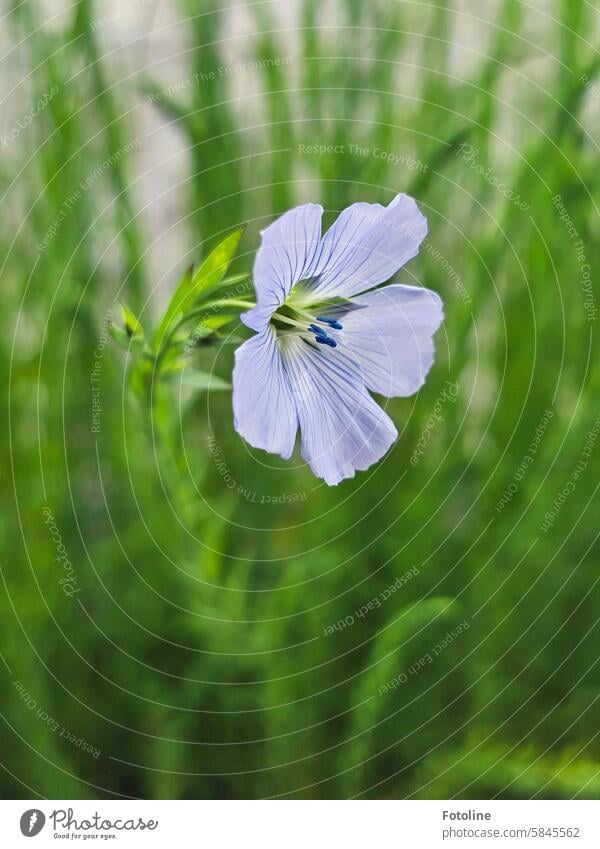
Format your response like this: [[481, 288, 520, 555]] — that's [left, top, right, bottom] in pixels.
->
[[232, 194, 443, 485]]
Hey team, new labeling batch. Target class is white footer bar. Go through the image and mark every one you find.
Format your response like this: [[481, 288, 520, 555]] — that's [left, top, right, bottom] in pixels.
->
[[0, 800, 598, 847]]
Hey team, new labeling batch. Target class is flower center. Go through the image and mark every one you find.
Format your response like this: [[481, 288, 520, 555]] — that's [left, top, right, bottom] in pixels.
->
[[271, 305, 343, 347]]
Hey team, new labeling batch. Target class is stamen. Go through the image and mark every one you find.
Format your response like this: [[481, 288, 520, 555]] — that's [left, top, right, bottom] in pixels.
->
[[273, 313, 308, 331], [272, 306, 341, 350], [316, 316, 343, 330], [314, 335, 337, 348]]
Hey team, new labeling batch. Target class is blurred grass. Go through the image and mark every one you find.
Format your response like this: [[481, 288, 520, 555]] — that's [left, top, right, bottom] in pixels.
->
[[1, 0, 599, 799]]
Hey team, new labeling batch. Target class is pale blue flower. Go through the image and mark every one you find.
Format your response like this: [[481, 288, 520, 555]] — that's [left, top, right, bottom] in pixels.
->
[[232, 194, 443, 485]]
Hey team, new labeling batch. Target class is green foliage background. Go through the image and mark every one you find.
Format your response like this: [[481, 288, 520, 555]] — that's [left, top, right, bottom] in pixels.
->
[[1, 0, 599, 799]]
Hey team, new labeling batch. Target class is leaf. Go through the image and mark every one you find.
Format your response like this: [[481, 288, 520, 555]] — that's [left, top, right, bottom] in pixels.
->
[[153, 227, 246, 351], [164, 370, 231, 392], [219, 272, 251, 289], [119, 303, 144, 338], [165, 315, 239, 357], [213, 333, 243, 346], [159, 356, 193, 376], [180, 372, 231, 392], [187, 226, 246, 303], [108, 321, 131, 349], [153, 264, 193, 351], [178, 315, 237, 348], [199, 314, 238, 331]]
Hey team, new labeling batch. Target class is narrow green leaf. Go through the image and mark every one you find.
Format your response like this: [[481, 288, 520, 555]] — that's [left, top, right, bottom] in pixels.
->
[[108, 321, 131, 349], [153, 264, 193, 351], [119, 302, 144, 338], [159, 357, 193, 375], [169, 315, 237, 354], [186, 226, 246, 304], [168, 371, 231, 392], [219, 272, 250, 289], [153, 227, 246, 351], [214, 333, 243, 346], [196, 314, 237, 331]]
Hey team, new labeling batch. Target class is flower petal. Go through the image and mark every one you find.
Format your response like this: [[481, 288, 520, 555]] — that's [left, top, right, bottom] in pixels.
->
[[243, 203, 323, 331], [302, 193, 427, 301], [337, 284, 443, 397], [232, 325, 298, 459], [279, 337, 398, 485], [240, 304, 276, 333]]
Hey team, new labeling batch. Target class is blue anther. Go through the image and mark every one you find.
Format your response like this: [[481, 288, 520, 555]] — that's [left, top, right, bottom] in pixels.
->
[[315, 335, 337, 348], [316, 316, 343, 330], [307, 323, 327, 337]]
